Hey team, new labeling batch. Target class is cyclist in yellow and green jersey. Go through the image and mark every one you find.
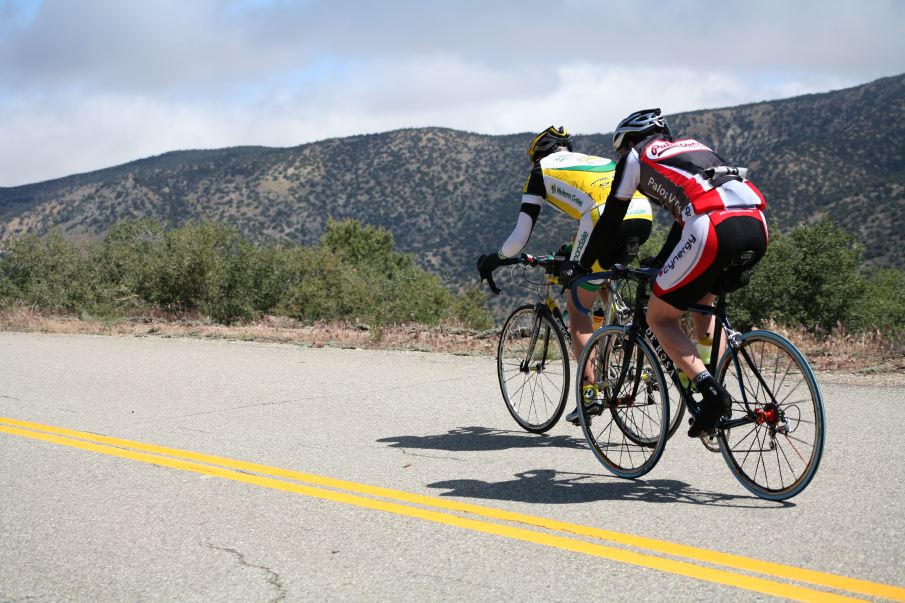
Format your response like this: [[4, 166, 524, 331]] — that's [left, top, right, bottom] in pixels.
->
[[477, 126, 653, 424]]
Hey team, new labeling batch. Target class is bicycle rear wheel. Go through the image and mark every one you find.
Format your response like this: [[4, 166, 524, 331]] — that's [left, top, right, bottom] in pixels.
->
[[716, 330, 825, 500], [497, 305, 570, 433], [577, 325, 669, 478]]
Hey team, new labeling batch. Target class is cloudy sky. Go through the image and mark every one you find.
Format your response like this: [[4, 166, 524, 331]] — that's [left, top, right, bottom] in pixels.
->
[[1, 0, 904, 186]]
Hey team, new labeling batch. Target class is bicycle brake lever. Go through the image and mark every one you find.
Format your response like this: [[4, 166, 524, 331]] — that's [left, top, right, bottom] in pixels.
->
[[484, 273, 502, 295]]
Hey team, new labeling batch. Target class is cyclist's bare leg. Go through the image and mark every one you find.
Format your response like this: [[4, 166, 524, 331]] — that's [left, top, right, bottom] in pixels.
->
[[564, 285, 600, 424], [567, 286, 598, 363], [692, 296, 715, 341], [647, 294, 704, 379], [597, 281, 611, 315], [649, 293, 732, 435]]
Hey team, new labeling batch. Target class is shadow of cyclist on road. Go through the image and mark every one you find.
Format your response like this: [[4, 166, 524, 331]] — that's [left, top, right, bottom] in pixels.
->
[[427, 469, 791, 508], [376, 426, 586, 452]]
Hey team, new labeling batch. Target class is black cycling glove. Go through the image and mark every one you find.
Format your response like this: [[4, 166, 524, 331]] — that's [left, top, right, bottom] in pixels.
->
[[558, 260, 590, 291], [476, 253, 502, 279]]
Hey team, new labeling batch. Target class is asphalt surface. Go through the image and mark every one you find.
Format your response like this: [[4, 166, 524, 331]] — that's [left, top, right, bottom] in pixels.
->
[[1, 332, 903, 602]]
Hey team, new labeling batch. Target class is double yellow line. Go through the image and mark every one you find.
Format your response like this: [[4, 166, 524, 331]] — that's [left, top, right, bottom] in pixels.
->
[[2, 416, 902, 602]]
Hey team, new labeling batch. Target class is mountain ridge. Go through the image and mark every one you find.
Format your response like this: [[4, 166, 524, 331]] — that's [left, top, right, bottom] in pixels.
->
[[2, 74, 904, 284]]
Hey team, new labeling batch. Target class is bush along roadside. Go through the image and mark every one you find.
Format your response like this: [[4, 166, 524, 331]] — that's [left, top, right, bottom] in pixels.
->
[[0, 218, 494, 330], [0, 217, 902, 339]]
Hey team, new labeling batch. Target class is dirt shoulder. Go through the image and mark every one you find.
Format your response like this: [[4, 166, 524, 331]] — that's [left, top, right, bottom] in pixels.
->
[[2, 308, 902, 387]]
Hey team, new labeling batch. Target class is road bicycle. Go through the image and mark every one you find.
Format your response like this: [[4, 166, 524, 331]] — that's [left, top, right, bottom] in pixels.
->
[[570, 260, 825, 501], [486, 253, 572, 433], [484, 251, 653, 434]]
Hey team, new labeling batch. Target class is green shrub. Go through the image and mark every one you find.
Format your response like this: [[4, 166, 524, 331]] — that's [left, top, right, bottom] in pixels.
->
[[269, 246, 371, 322], [0, 232, 112, 316], [315, 219, 483, 327], [99, 220, 261, 323], [449, 285, 494, 330], [850, 268, 905, 334], [732, 220, 866, 332]]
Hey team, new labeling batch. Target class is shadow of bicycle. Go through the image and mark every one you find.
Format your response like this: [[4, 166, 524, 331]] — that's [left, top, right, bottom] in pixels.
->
[[427, 469, 791, 509], [376, 425, 586, 452]]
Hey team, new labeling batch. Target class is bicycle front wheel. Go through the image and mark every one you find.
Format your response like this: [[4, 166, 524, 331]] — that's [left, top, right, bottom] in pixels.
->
[[606, 281, 685, 443], [716, 330, 825, 500], [577, 325, 669, 478], [497, 305, 570, 433]]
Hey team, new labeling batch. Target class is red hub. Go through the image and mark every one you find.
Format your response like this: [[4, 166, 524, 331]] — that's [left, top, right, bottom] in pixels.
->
[[755, 405, 779, 425]]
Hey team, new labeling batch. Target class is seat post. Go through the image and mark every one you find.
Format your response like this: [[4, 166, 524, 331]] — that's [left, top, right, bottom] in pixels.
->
[[708, 290, 728, 372]]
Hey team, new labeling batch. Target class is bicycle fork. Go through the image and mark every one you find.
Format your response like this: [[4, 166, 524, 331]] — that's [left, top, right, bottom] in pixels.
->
[[599, 329, 652, 410], [519, 303, 565, 374]]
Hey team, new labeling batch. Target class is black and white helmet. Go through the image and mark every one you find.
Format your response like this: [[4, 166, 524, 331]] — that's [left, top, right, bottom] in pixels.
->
[[527, 126, 573, 163], [612, 108, 671, 155]]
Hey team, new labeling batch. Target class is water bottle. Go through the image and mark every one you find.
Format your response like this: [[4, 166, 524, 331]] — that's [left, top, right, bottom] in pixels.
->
[[697, 337, 713, 365], [592, 308, 606, 330]]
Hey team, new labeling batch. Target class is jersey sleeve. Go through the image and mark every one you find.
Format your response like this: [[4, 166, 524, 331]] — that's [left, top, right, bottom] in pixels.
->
[[500, 201, 541, 258], [500, 172, 544, 258], [522, 166, 546, 197], [612, 148, 641, 200]]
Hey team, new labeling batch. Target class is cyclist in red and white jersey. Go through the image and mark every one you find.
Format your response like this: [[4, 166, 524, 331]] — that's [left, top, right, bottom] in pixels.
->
[[560, 108, 769, 437]]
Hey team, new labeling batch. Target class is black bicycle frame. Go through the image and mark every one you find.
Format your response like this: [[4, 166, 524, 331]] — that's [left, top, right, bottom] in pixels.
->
[[576, 267, 792, 433], [616, 278, 762, 431]]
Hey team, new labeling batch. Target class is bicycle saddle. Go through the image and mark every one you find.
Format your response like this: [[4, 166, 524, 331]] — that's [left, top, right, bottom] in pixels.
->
[[718, 250, 759, 292]]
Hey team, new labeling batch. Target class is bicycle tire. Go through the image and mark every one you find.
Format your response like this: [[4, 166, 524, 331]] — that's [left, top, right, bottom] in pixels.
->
[[715, 330, 825, 500], [577, 325, 669, 478], [497, 305, 570, 433]]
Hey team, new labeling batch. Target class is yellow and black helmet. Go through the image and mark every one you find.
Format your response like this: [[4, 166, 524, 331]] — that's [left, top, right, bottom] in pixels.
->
[[527, 126, 572, 163]]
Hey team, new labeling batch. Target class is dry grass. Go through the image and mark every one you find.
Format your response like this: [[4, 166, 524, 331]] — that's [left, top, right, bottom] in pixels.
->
[[0, 306, 499, 355], [757, 321, 905, 386], [1, 306, 902, 385]]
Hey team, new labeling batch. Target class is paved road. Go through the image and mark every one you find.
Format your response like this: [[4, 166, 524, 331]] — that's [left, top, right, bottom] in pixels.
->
[[1, 332, 903, 602]]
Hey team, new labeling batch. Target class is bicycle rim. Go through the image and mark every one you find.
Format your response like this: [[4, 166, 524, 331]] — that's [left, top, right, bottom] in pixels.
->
[[497, 305, 569, 433], [663, 369, 686, 441], [578, 326, 669, 478], [716, 331, 825, 500]]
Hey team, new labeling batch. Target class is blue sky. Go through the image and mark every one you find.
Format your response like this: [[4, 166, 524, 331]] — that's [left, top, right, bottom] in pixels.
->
[[1, 0, 904, 186]]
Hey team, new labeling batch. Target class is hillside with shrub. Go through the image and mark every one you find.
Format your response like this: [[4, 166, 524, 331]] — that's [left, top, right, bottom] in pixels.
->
[[1, 217, 903, 340], [1, 74, 903, 291]]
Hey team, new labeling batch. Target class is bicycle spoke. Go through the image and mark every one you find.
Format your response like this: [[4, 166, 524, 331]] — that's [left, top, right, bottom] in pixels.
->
[[776, 437, 797, 482]]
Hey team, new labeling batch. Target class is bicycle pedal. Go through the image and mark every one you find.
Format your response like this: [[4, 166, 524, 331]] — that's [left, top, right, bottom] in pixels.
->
[[699, 432, 720, 452]]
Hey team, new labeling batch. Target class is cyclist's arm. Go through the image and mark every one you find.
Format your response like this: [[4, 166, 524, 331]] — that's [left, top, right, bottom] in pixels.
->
[[577, 152, 640, 269], [653, 220, 683, 266], [499, 171, 544, 258]]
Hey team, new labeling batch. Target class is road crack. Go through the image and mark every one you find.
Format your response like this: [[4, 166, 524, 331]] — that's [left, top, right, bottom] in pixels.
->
[[207, 543, 286, 602]]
